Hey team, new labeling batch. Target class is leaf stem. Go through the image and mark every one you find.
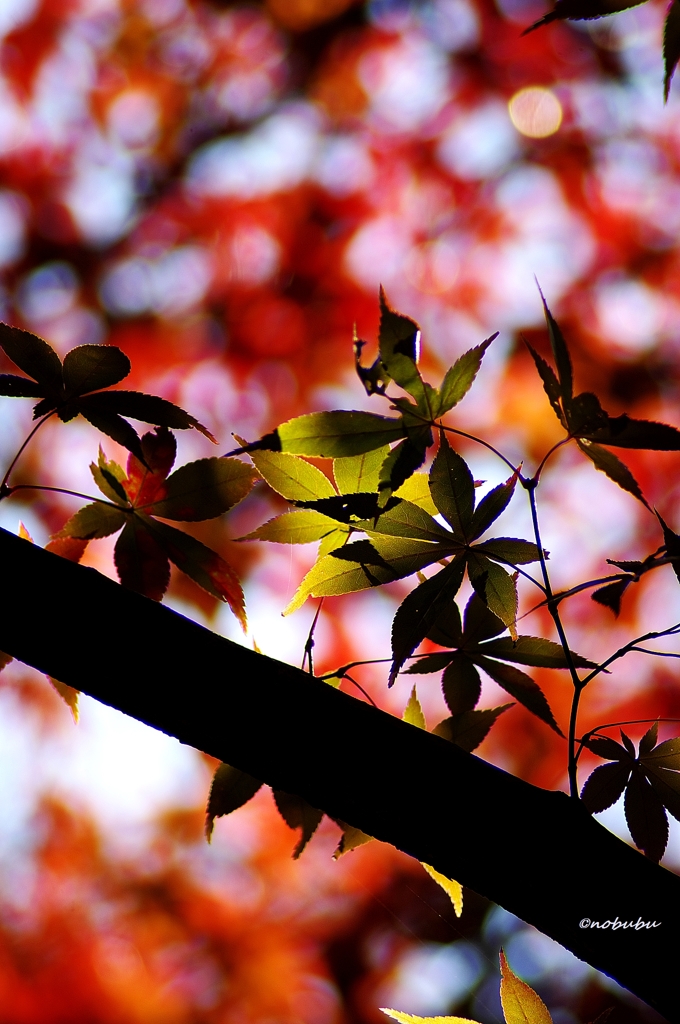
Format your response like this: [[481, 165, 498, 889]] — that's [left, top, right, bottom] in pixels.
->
[[532, 437, 571, 483], [525, 480, 582, 797], [0, 413, 55, 496], [576, 717, 680, 763], [301, 598, 324, 674], [7, 483, 124, 508]]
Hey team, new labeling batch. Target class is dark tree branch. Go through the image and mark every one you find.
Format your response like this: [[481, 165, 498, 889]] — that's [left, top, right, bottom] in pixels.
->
[[0, 527, 677, 1022]]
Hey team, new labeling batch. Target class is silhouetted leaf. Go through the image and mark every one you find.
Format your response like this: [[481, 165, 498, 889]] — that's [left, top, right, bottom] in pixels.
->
[[273, 790, 323, 858], [620, 730, 636, 758], [461, 592, 505, 644], [469, 474, 518, 541], [79, 405, 146, 463], [378, 287, 425, 402], [403, 685, 427, 729], [404, 652, 455, 674], [584, 736, 633, 762], [298, 492, 395, 523], [442, 657, 482, 713], [565, 391, 608, 435], [437, 335, 496, 416], [525, 342, 564, 425], [148, 458, 257, 521], [478, 636, 596, 669], [145, 517, 246, 628], [205, 763, 263, 840], [644, 766, 680, 822], [581, 761, 631, 813], [625, 769, 669, 862], [473, 538, 541, 565], [241, 509, 340, 544], [500, 949, 553, 1024], [475, 657, 562, 734], [249, 449, 336, 501], [333, 447, 389, 494], [277, 410, 405, 457], [642, 737, 680, 770], [639, 722, 658, 757], [591, 579, 631, 616], [427, 599, 463, 646], [433, 705, 512, 752], [657, 513, 680, 585], [0, 323, 63, 391], [114, 518, 171, 602], [421, 863, 463, 917], [62, 344, 130, 396], [0, 374, 44, 397], [540, 291, 572, 402], [78, 390, 215, 440], [576, 440, 647, 505], [56, 502, 128, 540], [389, 558, 466, 684], [429, 435, 475, 537], [378, 435, 428, 505], [665, 0, 680, 99], [524, 0, 646, 34], [585, 414, 680, 450]]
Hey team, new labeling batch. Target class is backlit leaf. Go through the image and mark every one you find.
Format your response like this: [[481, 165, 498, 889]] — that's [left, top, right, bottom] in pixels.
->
[[148, 458, 257, 520], [333, 821, 374, 858], [241, 509, 341, 544], [144, 517, 246, 628], [333, 447, 389, 494], [381, 1010, 480, 1024], [467, 556, 517, 635], [581, 761, 631, 814], [250, 449, 336, 501], [433, 705, 512, 752], [360, 499, 452, 542], [625, 769, 669, 862], [62, 344, 130, 396], [429, 436, 475, 538], [284, 540, 398, 614], [437, 335, 495, 416], [377, 436, 428, 506], [500, 949, 553, 1024], [442, 657, 482, 713], [469, 474, 518, 541], [376, 1007, 477, 1024], [49, 677, 79, 723], [277, 410, 405, 457], [421, 862, 463, 917], [369, 533, 457, 579], [205, 762, 262, 841], [475, 657, 562, 734], [56, 502, 128, 540], [403, 685, 426, 729], [389, 558, 466, 684], [114, 519, 170, 602], [665, 0, 680, 99], [45, 535, 88, 562], [273, 790, 323, 858], [91, 448, 128, 504], [393, 472, 439, 515], [576, 440, 647, 505], [318, 526, 351, 556], [0, 323, 63, 391], [478, 636, 596, 669], [378, 287, 425, 403]]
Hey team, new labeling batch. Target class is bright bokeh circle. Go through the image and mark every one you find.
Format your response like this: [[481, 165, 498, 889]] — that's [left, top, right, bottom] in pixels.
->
[[508, 86, 563, 137]]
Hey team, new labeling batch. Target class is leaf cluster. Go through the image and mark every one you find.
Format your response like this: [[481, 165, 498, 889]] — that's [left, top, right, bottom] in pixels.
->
[[582, 722, 680, 862], [0, 325, 215, 465], [56, 427, 256, 626]]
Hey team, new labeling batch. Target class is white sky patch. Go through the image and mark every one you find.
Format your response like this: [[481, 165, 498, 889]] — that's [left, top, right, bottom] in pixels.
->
[[100, 245, 213, 317], [359, 33, 451, 134], [108, 88, 160, 150], [186, 105, 321, 198], [438, 101, 519, 180], [594, 277, 665, 354], [344, 215, 413, 291], [0, 0, 39, 36], [227, 224, 281, 284], [378, 941, 485, 1016], [313, 134, 374, 197], [18, 261, 78, 322], [421, 0, 480, 52], [0, 78, 27, 154], [65, 148, 137, 244]]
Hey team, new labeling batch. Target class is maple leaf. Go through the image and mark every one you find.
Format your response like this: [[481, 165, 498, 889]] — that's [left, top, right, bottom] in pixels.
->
[[54, 427, 257, 626], [0, 326, 216, 464]]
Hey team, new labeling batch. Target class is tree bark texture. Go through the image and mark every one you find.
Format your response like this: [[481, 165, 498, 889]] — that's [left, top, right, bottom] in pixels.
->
[[0, 527, 677, 1021]]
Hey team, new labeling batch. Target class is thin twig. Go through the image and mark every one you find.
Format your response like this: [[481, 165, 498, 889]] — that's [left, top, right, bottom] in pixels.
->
[[301, 598, 324, 674], [0, 412, 56, 494]]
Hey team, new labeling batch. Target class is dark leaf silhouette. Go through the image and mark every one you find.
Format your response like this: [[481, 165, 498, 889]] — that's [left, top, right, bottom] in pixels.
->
[[665, 0, 680, 100], [206, 763, 263, 841], [273, 790, 324, 858], [581, 761, 632, 813], [524, 0, 646, 35], [433, 705, 512, 752], [591, 579, 631, 616]]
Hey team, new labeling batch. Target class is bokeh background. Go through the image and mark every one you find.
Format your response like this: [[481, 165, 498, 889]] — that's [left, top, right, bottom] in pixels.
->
[[1, 0, 680, 1020]]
